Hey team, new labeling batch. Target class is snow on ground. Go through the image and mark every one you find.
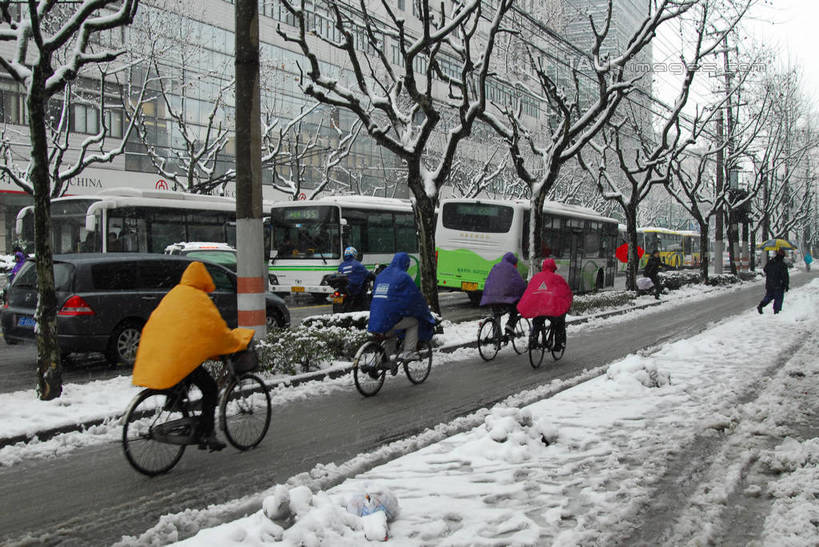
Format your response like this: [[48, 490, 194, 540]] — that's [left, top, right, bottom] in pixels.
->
[[152, 278, 819, 546], [0, 279, 761, 467]]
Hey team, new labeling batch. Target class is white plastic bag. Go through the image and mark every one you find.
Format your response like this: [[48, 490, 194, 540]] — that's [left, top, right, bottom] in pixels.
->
[[636, 277, 654, 290], [345, 487, 400, 522]]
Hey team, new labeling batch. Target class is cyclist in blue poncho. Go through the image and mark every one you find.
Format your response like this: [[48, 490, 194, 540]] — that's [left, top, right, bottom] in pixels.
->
[[368, 252, 435, 361]]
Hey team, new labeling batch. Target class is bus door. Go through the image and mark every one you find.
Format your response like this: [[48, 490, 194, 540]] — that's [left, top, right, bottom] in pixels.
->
[[567, 229, 584, 291]]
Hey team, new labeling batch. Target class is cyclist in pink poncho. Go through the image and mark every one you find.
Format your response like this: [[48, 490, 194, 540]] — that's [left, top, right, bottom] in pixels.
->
[[517, 258, 573, 351]]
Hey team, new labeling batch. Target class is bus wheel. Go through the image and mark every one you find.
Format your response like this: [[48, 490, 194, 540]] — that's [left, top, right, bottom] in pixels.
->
[[467, 291, 482, 306]]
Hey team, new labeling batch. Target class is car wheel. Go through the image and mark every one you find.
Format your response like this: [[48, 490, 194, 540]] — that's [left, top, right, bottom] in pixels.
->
[[3, 335, 19, 345], [106, 320, 143, 367], [265, 308, 284, 331]]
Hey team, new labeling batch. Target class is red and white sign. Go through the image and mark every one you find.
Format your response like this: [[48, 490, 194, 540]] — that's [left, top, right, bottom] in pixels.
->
[[297, 192, 307, 200], [155, 179, 169, 190]]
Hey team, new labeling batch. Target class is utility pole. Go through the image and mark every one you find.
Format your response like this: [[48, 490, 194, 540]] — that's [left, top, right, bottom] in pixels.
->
[[235, 0, 266, 338], [721, 36, 739, 275], [714, 106, 724, 274]]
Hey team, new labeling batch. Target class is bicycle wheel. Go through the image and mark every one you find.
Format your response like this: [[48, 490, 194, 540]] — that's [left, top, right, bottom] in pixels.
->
[[528, 325, 545, 369], [405, 340, 432, 384], [353, 341, 386, 397], [122, 390, 188, 477], [551, 331, 565, 361], [477, 318, 500, 361], [220, 373, 272, 450], [510, 318, 531, 355]]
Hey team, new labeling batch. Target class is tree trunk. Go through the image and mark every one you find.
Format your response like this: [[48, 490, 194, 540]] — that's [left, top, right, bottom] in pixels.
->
[[625, 204, 639, 291], [699, 224, 709, 282], [28, 72, 63, 400], [527, 191, 547, 280], [413, 187, 440, 315]]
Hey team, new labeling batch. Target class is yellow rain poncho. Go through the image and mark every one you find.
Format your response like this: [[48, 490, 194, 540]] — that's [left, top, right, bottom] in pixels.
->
[[132, 261, 254, 389]]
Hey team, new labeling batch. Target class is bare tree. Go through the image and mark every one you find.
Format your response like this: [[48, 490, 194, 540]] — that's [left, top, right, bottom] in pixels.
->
[[277, 0, 515, 313], [262, 104, 363, 200], [482, 0, 697, 278], [579, 0, 751, 288], [0, 0, 139, 399]]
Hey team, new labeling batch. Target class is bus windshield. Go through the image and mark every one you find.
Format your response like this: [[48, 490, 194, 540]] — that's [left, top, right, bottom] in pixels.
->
[[19, 199, 102, 254], [442, 202, 514, 233], [271, 205, 341, 259]]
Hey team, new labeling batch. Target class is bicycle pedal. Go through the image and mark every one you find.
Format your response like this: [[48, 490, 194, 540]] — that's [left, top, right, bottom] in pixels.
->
[[390, 364, 399, 376]]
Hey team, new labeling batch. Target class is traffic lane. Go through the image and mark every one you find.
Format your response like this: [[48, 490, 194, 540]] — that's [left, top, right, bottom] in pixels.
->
[[3, 275, 814, 544]]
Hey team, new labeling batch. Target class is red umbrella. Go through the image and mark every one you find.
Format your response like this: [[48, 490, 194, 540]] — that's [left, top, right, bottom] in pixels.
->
[[616, 243, 644, 264]]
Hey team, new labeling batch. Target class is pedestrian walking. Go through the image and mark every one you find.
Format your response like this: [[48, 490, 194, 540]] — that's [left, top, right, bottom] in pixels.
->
[[643, 249, 663, 300], [757, 248, 789, 315]]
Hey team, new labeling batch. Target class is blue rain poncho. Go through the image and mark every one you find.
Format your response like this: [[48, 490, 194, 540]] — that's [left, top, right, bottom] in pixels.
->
[[368, 252, 435, 341]]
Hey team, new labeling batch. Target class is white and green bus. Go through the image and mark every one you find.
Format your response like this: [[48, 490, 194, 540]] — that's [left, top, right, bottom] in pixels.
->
[[15, 188, 253, 255], [268, 196, 419, 299], [435, 198, 619, 303]]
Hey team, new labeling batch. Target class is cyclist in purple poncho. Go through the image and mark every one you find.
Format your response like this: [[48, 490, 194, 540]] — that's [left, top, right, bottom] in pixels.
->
[[368, 252, 435, 361], [480, 252, 527, 336], [8, 245, 26, 283]]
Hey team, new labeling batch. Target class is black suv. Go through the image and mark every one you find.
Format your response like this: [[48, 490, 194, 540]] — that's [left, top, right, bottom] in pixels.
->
[[1, 254, 290, 365]]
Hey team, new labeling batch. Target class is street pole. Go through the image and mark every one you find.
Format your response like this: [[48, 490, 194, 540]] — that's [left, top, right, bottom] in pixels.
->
[[715, 107, 724, 274], [234, 0, 266, 338]]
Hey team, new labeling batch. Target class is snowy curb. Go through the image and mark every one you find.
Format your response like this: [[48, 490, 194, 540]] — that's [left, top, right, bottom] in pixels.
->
[[0, 297, 672, 449]]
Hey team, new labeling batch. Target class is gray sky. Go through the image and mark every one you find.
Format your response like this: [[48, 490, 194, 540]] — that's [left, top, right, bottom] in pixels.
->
[[747, 0, 819, 105]]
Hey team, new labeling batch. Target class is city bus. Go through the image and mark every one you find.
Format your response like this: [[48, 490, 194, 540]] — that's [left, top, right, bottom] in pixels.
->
[[15, 187, 260, 255], [636, 227, 702, 269], [435, 198, 618, 303], [268, 196, 419, 299]]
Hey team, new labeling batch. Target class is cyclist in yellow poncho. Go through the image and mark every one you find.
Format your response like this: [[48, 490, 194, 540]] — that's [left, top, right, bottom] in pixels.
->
[[132, 261, 253, 451]]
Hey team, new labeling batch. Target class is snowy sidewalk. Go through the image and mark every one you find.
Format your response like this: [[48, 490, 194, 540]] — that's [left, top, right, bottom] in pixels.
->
[[138, 279, 819, 546]]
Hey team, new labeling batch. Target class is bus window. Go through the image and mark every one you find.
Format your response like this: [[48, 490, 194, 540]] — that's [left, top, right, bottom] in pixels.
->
[[188, 211, 230, 242], [341, 208, 367, 252], [148, 210, 185, 252], [367, 212, 395, 253], [644, 232, 660, 252], [394, 213, 418, 253], [441, 202, 513, 233], [584, 222, 600, 258]]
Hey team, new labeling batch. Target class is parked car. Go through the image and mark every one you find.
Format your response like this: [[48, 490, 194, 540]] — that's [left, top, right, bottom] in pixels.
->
[[1, 253, 290, 366], [165, 242, 274, 291]]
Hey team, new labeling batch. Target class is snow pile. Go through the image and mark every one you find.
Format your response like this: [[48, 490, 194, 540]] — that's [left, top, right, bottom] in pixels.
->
[[170, 279, 819, 546]]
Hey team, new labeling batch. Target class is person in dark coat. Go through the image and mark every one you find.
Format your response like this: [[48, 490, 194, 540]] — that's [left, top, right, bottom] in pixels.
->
[[643, 249, 664, 299], [368, 252, 435, 361], [757, 248, 790, 314], [480, 252, 527, 337], [517, 258, 573, 351]]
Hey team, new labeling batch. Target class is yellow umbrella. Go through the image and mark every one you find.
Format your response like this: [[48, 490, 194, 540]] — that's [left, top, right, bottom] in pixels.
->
[[757, 238, 796, 251]]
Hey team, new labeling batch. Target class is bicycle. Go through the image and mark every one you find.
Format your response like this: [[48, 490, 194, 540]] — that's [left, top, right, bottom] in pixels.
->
[[121, 343, 272, 476], [476, 307, 531, 361], [528, 317, 566, 368], [352, 331, 433, 397]]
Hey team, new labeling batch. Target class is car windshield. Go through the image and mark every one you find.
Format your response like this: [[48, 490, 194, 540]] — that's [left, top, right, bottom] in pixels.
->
[[183, 250, 237, 270]]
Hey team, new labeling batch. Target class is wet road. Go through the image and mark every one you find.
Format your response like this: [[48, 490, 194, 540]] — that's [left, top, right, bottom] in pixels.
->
[[2, 275, 814, 544]]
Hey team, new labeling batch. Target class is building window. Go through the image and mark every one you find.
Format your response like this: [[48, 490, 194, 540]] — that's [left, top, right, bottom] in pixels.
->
[[0, 89, 27, 126], [71, 104, 99, 135]]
